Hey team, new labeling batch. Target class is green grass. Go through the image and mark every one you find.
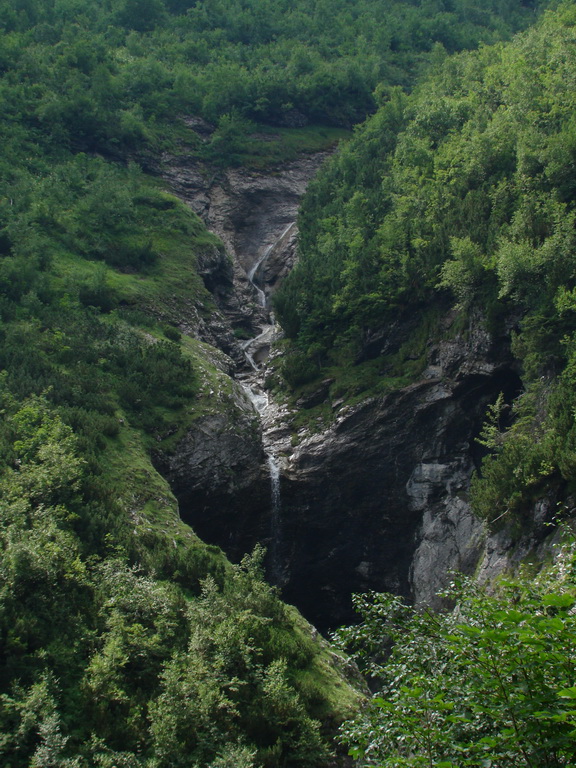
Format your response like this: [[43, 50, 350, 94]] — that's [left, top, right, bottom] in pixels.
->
[[284, 605, 366, 723], [51, 190, 222, 327], [162, 117, 351, 169], [100, 417, 229, 586], [237, 125, 351, 168], [274, 304, 443, 436]]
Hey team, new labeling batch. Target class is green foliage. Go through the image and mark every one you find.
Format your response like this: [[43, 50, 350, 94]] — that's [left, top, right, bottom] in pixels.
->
[[149, 550, 329, 768], [0, 0, 541, 171], [471, 333, 576, 528], [276, 4, 576, 376], [0, 0, 561, 765], [272, 4, 576, 535], [438, 237, 488, 308], [335, 542, 576, 767], [280, 349, 321, 389], [204, 109, 257, 166], [0, 409, 344, 766]]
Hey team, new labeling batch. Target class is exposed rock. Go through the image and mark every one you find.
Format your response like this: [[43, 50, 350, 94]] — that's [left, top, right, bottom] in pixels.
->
[[256, 221, 299, 299], [180, 115, 215, 138], [268, 311, 524, 630], [241, 323, 279, 368], [473, 489, 570, 587], [408, 463, 485, 608], [155, 138, 552, 633], [295, 378, 334, 409], [155, 381, 272, 555], [161, 150, 332, 333], [159, 296, 531, 631]]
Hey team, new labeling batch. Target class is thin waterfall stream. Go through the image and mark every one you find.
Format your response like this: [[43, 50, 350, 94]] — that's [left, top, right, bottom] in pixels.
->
[[238, 224, 294, 586], [242, 383, 284, 586]]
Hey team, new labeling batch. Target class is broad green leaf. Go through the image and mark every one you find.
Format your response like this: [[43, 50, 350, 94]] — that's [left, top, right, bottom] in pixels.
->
[[542, 593, 575, 609], [558, 687, 576, 699]]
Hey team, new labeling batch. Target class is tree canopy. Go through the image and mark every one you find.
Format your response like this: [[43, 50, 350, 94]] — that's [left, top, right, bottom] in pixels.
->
[[0, 0, 570, 764]]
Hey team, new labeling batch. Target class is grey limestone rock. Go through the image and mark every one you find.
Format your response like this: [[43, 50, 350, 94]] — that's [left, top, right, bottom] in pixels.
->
[[156, 381, 271, 555], [161, 149, 331, 337], [155, 136, 557, 631]]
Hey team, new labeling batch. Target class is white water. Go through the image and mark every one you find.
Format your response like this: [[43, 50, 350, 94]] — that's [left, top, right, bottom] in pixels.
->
[[239, 224, 296, 586], [241, 379, 284, 586], [247, 248, 270, 308], [243, 381, 269, 414], [267, 454, 283, 586], [241, 223, 295, 372], [241, 326, 271, 371], [245, 222, 295, 309]]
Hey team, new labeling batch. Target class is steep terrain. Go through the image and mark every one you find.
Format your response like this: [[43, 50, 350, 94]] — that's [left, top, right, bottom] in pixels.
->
[[152, 4, 576, 636], [270, 3, 576, 626], [0, 0, 569, 765], [154, 139, 336, 576]]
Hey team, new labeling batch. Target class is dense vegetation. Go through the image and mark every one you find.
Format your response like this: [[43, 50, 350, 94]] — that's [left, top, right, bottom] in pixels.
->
[[0, 145, 359, 766], [0, 0, 540, 168], [275, 2, 576, 528], [335, 537, 576, 766], [262, 3, 576, 766], [278, 1, 576, 359], [0, 0, 569, 764], [0, 390, 356, 766]]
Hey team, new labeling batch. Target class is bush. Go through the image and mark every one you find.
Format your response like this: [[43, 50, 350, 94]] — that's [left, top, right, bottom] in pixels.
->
[[335, 543, 576, 767], [280, 351, 319, 389], [163, 324, 181, 342]]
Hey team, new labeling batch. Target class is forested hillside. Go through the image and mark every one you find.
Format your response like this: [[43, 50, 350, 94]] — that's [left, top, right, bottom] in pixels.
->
[[0, 0, 566, 765], [275, 1, 576, 532], [272, 9, 576, 763], [0, 0, 539, 162]]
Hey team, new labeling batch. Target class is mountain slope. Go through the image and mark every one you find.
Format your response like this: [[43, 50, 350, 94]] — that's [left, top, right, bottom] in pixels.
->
[[276, 1, 576, 536], [0, 0, 558, 764]]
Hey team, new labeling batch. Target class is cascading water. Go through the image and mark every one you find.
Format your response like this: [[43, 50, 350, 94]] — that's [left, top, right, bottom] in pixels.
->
[[267, 454, 283, 586], [241, 381, 285, 585], [241, 327, 271, 371], [238, 224, 295, 586], [246, 254, 268, 308], [246, 222, 295, 310]]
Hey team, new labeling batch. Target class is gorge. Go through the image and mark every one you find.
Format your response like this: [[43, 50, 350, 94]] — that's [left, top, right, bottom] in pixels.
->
[[3, 1, 576, 764], [157, 137, 545, 632]]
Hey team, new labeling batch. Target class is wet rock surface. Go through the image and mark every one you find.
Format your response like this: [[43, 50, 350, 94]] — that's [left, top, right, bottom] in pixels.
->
[[155, 380, 272, 558], [155, 146, 333, 565], [167, 305, 524, 631], [162, 150, 330, 335], [160, 276, 527, 631], [264, 314, 523, 630], [156, 141, 551, 633]]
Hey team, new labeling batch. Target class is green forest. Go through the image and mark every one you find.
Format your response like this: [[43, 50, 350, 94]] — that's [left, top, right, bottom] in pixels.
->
[[2, 0, 576, 765], [274, 1, 576, 531]]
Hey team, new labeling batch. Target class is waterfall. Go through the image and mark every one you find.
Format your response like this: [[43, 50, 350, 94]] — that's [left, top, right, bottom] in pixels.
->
[[241, 381, 285, 585], [267, 454, 283, 586], [242, 382, 268, 413], [241, 326, 271, 371], [246, 249, 270, 308], [238, 223, 295, 584], [245, 222, 295, 309]]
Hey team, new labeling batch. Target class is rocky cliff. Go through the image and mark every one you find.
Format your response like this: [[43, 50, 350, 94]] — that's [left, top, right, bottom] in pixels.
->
[[155, 143, 333, 574], [155, 145, 557, 633], [161, 141, 330, 338], [259, 311, 524, 629]]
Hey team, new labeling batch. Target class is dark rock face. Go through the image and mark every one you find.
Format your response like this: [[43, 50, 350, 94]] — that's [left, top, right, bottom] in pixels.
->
[[161, 150, 331, 331], [156, 384, 273, 559], [156, 138, 538, 632], [272, 313, 523, 631], [154, 143, 343, 570], [158, 300, 525, 632]]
